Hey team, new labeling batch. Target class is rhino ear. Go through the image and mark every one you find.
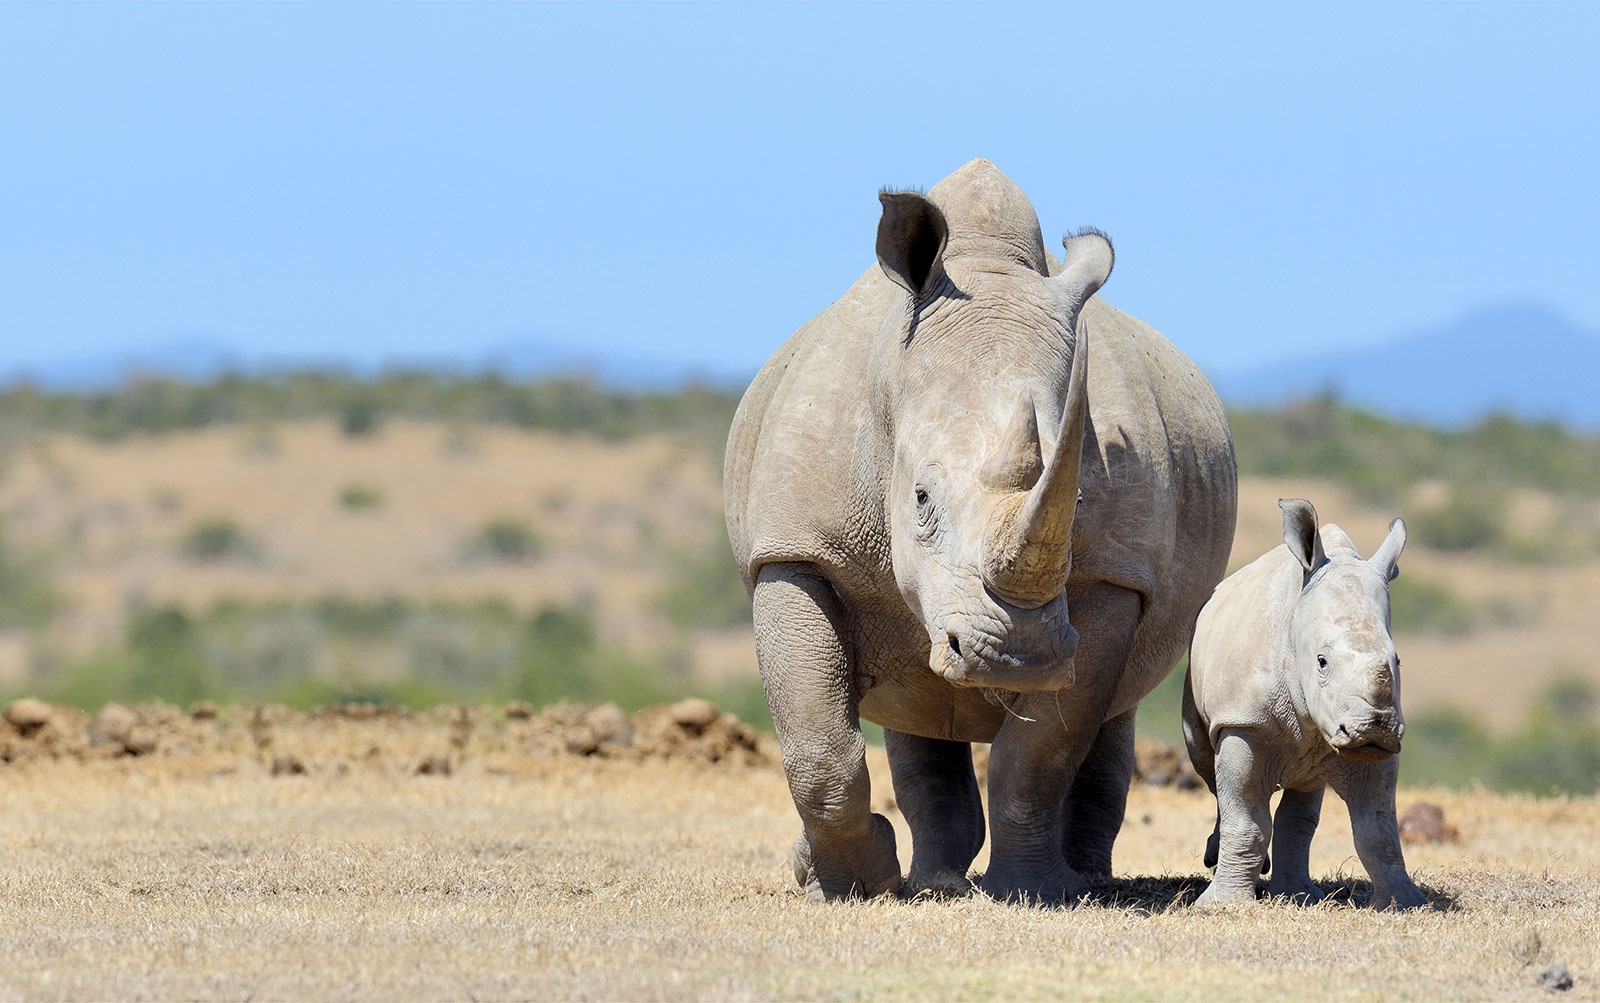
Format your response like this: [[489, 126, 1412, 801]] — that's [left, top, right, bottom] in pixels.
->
[[1279, 498, 1326, 575], [877, 192, 948, 298], [1057, 228, 1114, 305], [1369, 517, 1406, 582]]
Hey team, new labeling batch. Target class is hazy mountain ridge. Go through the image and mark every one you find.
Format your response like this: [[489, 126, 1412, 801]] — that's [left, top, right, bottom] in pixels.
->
[[1214, 304, 1600, 429]]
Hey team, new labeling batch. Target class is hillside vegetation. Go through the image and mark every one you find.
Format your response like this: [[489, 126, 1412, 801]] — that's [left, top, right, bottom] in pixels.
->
[[1, 374, 1597, 792]]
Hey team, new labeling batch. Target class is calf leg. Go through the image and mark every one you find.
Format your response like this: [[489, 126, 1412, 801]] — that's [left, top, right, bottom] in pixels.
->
[[885, 730, 984, 896], [1195, 729, 1273, 908], [1331, 759, 1426, 910], [754, 563, 899, 901], [1266, 785, 1325, 903], [1060, 706, 1136, 878]]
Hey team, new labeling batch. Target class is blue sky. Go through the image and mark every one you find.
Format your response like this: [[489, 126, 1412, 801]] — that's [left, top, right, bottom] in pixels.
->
[[3, 2, 1597, 384]]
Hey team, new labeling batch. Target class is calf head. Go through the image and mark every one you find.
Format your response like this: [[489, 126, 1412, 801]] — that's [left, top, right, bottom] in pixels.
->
[[869, 160, 1112, 693], [1279, 499, 1409, 762]]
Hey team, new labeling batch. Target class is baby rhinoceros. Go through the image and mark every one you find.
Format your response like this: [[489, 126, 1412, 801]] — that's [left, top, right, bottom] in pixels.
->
[[1183, 498, 1427, 910]]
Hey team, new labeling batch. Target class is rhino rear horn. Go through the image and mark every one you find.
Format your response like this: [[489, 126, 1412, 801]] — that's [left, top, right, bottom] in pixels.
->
[[1279, 498, 1327, 575], [877, 192, 948, 298], [979, 393, 1045, 493]]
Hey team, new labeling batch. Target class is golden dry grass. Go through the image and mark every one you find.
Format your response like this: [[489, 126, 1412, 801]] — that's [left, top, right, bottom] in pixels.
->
[[1, 712, 1596, 1002]]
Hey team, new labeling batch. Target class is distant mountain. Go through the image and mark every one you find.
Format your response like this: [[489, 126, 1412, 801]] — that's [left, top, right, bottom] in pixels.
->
[[0, 337, 751, 392], [1213, 304, 1600, 430]]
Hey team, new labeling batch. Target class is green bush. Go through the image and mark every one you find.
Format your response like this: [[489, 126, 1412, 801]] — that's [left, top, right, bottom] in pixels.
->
[[654, 540, 751, 630], [339, 484, 383, 511], [1412, 486, 1507, 552], [463, 518, 544, 563], [0, 522, 60, 628], [1389, 576, 1474, 636], [177, 518, 259, 563]]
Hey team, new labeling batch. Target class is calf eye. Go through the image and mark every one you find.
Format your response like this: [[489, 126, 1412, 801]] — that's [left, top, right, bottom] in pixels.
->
[[1316, 654, 1327, 667], [914, 488, 929, 507]]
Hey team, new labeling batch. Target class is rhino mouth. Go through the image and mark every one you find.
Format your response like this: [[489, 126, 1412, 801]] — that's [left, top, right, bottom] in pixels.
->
[[1330, 724, 1402, 762], [930, 622, 1077, 692]]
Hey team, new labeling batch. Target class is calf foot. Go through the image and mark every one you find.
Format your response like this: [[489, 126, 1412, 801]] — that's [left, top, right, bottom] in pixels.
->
[[790, 815, 901, 902], [1195, 879, 1258, 909]]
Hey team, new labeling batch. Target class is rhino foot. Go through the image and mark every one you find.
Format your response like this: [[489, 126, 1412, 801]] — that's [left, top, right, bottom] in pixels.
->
[[1265, 878, 1324, 905], [978, 860, 1089, 906], [1194, 880, 1259, 909], [790, 815, 902, 902], [904, 865, 976, 899], [1369, 878, 1428, 911]]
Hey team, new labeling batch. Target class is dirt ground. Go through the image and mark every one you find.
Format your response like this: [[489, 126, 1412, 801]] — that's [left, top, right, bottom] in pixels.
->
[[1, 703, 1596, 1001]]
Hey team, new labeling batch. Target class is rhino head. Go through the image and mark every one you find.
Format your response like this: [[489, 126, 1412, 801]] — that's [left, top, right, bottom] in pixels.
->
[[868, 160, 1111, 693], [1279, 499, 1409, 762]]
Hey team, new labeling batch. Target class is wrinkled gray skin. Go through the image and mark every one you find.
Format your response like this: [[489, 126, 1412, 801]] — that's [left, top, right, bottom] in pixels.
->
[[724, 160, 1237, 903], [1183, 498, 1426, 910]]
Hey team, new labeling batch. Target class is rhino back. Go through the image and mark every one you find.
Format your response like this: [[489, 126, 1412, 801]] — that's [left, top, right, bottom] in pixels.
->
[[1189, 546, 1302, 743]]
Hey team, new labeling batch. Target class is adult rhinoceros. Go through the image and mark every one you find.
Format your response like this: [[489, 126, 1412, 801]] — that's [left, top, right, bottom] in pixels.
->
[[724, 159, 1236, 902]]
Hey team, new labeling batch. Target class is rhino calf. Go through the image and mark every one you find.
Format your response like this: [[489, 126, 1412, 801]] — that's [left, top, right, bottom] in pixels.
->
[[1183, 499, 1426, 909]]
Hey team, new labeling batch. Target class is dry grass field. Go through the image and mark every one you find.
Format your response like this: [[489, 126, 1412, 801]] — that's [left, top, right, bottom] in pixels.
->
[[3, 420, 1596, 727], [1, 703, 1597, 1001]]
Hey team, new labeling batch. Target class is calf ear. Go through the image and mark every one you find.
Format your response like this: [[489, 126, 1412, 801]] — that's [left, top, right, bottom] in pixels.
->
[[877, 192, 948, 298], [1057, 228, 1114, 306], [1279, 498, 1326, 574], [1368, 517, 1406, 582]]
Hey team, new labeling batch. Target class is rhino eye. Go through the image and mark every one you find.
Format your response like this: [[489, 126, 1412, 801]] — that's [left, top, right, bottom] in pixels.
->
[[915, 488, 928, 507], [1316, 654, 1327, 667]]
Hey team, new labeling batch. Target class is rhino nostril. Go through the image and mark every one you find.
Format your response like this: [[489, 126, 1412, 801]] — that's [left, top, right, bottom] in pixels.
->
[[1337, 724, 1350, 740], [948, 634, 962, 659]]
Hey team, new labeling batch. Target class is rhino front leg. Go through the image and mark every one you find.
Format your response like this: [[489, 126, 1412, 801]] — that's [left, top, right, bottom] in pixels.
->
[[1331, 758, 1426, 910], [754, 563, 900, 901], [1195, 729, 1273, 908], [885, 730, 984, 896], [980, 582, 1138, 904], [1060, 705, 1136, 878], [1266, 785, 1325, 904]]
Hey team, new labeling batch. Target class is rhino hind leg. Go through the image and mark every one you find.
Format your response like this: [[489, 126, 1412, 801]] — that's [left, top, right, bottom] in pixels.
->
[[1265, 786, 1324, 903], [1060, 706, 1136, 878], [885, 730, 985, 896], [754, 562, 900, 901]]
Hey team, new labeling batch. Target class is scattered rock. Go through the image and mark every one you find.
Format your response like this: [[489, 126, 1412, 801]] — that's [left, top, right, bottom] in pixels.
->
[[1536, 963, 1573, 991], [123, 725, 158, 756], [271, 755, 308, 776], [1400, 802, 1460, 844], [417, 755, 452, 776], [504, 702, 533, 721], [1133, 737, 1204, 789], [564, 724, 601, 756], [669, 698, 720, 732], [583, 702, 633, 747], [4, 698, 53, 731], [189, 701, 219, 720], [89, 703, 139, 748]]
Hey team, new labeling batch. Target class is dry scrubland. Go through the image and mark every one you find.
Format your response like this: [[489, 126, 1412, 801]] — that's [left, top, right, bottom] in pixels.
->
[[1, 701, 1597, 1001], [3, 420, 1598, 727]]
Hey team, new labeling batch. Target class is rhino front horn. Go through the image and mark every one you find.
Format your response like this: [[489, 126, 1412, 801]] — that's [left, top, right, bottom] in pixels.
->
[[981, 330, 1089, 608]]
